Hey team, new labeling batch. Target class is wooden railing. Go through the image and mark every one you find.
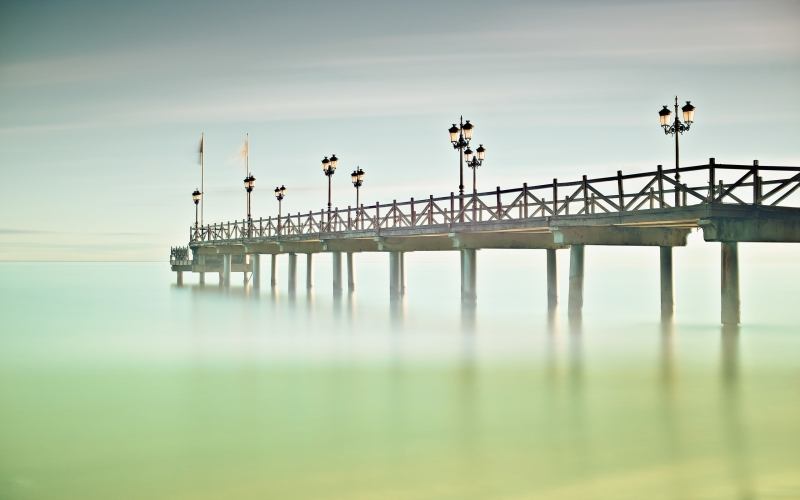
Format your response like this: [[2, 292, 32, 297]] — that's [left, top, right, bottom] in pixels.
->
[[170, 246, 192, 265], [190, 159, 800, 243]]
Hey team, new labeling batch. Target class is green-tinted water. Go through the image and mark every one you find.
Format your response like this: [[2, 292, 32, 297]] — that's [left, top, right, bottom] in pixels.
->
[[1, 247, 798, 499]]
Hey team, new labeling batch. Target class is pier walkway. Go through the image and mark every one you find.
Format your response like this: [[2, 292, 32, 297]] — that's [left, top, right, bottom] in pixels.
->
[[171, 159, 800, 325]]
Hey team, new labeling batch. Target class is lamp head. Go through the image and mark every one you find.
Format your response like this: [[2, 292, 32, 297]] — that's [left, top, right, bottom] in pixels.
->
[[658, 105, 672, 127], [681, 101, 695, 123]]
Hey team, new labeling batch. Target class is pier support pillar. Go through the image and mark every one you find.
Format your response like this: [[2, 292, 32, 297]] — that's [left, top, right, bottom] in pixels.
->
[[306, 254, 313, 289], [721, 242, 740, 326], [222, 254, 231, 287], [270, 254, 277, 288], [660, 247, 674, 320], [389, 251, 404, 300], [252, 254, 261, 290], [568, 244, 584, 319], [176, 271, 183, 286], [460, 248, 477, 305], [243, 255, 249, 287], [332, 252, 343, 294], [346, 252, 355, 292], [547, 248, 558, 312], [288, 253, 297, 293]]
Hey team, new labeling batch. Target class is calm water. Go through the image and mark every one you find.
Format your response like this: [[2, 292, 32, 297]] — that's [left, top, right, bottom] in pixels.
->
[[1, 242, 799, 499]]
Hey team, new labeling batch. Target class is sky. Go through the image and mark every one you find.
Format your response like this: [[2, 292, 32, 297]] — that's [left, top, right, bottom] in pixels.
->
[[0, 0, 798, 261]]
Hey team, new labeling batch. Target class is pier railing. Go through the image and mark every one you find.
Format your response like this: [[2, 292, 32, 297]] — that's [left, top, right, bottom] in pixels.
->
[[190, 160, 800, 243], [170, 246, 192, 265]]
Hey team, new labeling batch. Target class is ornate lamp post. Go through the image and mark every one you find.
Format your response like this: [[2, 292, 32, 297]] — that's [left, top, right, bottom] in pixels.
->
[[321, 153, 338, 225], [274, 184, 286, 233], [192, 188, 202, 229], [448, 117, 478, 221], [351, 166, 365, 208], [658, 97, 696, 206], [465, 144, 486, 193], [243, 173, 255, 235]]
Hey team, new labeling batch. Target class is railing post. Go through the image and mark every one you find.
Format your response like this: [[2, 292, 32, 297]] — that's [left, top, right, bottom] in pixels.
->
[[496, 186, 502, 220], [657, 165, 665, 208], [718, 180, 725, 203], [360, 204, 365, 230], [347, 205, 352, 230], [617, 170, 625, 211], [392, 200, 397, 227], [410, 197, 416, 227], [752, 159, 760, 204], [582, 175, 589, 214], [590, 193, 596, 215], [375, 202, 380, 231], [552, 179, 558, 216], [649, 187, 655, 209], [708, 158, 716, 203], [682, 183, 688, 207], [428, 196, 434, 225], [450, 192, 455, 225], [523, 183, 529, 218]]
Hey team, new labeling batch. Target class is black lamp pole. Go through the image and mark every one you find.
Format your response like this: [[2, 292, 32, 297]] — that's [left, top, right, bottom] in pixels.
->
[[449, 117, 476, 222], [659, 97, 696, 207], [274, 185, 285, 233], [192, 188, 201, 228], [321, 154, 338, 227]]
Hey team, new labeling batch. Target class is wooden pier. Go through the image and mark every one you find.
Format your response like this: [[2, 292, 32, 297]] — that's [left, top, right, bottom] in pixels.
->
[[171, 159, 800, 325]]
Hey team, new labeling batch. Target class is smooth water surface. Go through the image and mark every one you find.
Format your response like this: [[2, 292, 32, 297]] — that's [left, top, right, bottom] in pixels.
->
[[1, 244, 799, 499]]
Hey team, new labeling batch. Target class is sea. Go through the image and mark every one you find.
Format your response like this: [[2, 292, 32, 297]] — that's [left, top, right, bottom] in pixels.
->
[[1, 236, 798, 499]]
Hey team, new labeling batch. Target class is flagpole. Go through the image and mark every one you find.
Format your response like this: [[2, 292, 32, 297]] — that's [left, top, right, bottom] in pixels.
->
[[245, 133, 249, 219], [200, 132, 205, 227]]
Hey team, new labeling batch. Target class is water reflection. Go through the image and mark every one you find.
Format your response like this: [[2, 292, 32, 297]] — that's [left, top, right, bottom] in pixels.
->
[[720, 325, 755, 499]]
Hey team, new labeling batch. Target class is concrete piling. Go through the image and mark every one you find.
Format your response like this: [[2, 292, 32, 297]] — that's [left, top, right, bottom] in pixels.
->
[[270, 254, 277, 288], [547, 248, 557, 311], [346, 252, 355, 292], [222, 254, 231, 287], [306, 254, 313, 289], [288, 253, 297, 293], [460, 248, 477, 305], [721, 242, 740, 325], [389, 251, 403, 300], [332, 252, 342, 293], [252, 254, 261, 290], [568, 244, 584, 319], [660, 246, 674, 320]]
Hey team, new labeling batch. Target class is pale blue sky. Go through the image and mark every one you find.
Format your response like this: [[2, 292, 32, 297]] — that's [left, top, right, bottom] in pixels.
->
[[1, 0, 798, 260]]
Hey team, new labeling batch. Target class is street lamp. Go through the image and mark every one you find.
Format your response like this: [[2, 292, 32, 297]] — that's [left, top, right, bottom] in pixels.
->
[[322, 153, 338, 224], [351, 166, 365, 208], [658, 97, 696, 206], [465, 144, 486, 193], [448, 116, 480, 220], [192, 188, 202, 229], [274, 184, 286, 233], [243, 173, 256, 234]]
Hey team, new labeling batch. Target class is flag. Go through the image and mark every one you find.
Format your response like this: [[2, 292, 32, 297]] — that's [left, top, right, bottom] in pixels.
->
[[240, 135, 249, 160]]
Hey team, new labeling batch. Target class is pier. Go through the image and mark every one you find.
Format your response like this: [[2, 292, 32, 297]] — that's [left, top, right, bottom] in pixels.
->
[[171, 159, 800, 325]]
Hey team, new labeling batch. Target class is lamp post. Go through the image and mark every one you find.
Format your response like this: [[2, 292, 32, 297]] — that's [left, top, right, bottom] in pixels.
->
[[274, 184, 286, 233], [244, 173, 255, 235], [321, 153, 338, 226], [448, 117, 477, 221], [351, 166, 365, 208], [192, 188, 201, 230], [658, 97, 696, 206], [465, 144, 486, 193]]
